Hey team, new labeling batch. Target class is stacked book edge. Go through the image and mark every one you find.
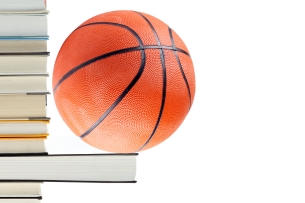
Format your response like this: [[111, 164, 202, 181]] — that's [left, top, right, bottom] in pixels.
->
[[0, 0, 49, 201]]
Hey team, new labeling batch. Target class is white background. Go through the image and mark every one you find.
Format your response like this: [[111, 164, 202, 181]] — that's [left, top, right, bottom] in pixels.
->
[[43, 0, 305, 202]]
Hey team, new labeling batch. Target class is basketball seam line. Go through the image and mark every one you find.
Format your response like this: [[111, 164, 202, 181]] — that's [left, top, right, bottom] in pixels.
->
[[79, 22, 146, 138], [53, 46, 141, 93], [80, 50, 146, 138], [135, 12, 167, 152], [53, 46, 189, 94], [76, 21, 190, 56], [169, 27, 192, 108], [75, 22, 144, 47]]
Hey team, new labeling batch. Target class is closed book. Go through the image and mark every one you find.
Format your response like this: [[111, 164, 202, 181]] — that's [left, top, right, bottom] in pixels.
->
[[0, 55, 48, 73], [0, 153, 137, 183], [0, 36, 48, 40], [0, 0, 46, 12], [0, 93, 48, 118], [0, 14, 47, 37], [0, 74, 48, 93], [0, 199, 41, 203], [0, 119, 49, 137], [0, 138, 47, 154], [0, 182, 42, 198], [0, 40, 47, 53]]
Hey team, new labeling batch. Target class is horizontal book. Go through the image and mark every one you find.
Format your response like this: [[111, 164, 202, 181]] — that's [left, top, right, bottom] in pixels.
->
[[0, 118, 50, 121], [0, 153, 137, 183], [0, 182, 42, 198], [0, 53, 49, 56], [0, 10, 48, 15], [0, 93, 48, 118], [0, 36, 48, 40], [0, 119, 49, 137], [0, 138, 47, 154], [0, 40, 47, 53], [0, 14, 47, 36], [0, 0, 46, 12], [0, 198, 41, 203], [0, 55, 48, 73], [0, 74, 48, 93]]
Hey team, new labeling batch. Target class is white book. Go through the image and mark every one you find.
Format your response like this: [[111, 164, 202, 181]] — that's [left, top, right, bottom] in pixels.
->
[[0, 154, 137, 182], [0, 120, 49, 137], [0, 93, 48, 118], [0, 138, 46, 154], [0, 55, 48, 73], [0, 74, 48, 93], [0, 182, 42, 198], [0, 14, 47, 36], [0, 0, 46, 12], [0, 41, 47, 53], [0, 199, 41, 203]]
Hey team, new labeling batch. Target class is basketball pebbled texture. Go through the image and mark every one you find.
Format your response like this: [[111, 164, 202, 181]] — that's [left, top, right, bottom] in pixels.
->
[[52, 10, 195, 152]]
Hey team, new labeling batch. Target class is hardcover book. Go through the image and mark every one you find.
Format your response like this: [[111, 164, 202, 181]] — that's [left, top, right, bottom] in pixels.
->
[[0, 182, 42, 198], [0, 0, 46, 12], [0, 153, 137, 183]]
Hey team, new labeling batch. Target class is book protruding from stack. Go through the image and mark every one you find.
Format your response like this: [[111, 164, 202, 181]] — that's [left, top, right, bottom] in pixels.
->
[[0, 0, 49, 202], [0, 153, 137, 183]]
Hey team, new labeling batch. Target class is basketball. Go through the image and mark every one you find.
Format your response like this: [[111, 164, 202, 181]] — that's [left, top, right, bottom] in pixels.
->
[[52, 10, 195, 152]]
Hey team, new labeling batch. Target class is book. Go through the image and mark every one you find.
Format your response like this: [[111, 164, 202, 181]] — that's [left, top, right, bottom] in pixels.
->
[[0, 14, 47, 37], [0, 119, 49, 137], [0, 55, 48, 73], [0, 182, 42, 198], [0, 40, 47, 53], [0, 74, 48, 93], [0, 0, 46, 12], [0, 138, 47, 154], [0, 199, 41, 203], [0, 36, 48, 40], [0, 93, 48, 118], [0, 153, 137, 183]]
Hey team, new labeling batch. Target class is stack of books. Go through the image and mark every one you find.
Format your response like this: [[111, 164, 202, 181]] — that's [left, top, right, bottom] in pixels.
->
[[0, 2, 137, 202], [0, 0, 49, 202]]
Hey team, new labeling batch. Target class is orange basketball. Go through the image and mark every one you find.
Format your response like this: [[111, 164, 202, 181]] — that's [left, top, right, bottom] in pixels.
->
[[52, 10, 195, 152]]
